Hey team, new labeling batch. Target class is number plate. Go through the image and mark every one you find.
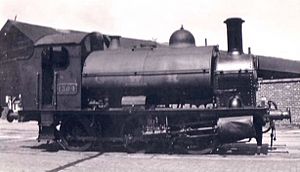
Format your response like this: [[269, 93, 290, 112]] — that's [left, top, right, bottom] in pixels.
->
[[57, 83, 78, 95]]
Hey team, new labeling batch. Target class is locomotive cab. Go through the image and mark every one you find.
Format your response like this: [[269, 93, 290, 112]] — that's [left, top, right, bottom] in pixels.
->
[[34, 32, 105, 111]]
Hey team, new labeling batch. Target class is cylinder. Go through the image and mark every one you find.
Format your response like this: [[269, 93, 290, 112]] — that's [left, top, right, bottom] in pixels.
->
[[224, 18, 244, 54]]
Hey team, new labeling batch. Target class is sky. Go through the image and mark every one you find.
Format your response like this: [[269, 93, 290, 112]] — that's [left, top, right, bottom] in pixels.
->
[[0, 0, 299, 60]]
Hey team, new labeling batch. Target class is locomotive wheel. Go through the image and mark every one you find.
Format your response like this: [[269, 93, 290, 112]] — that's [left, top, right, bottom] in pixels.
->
[[185, 137, 218, 154], [59, 117, 96, 151], [178, 124, 219, 154], [122, 116, 146, 153]]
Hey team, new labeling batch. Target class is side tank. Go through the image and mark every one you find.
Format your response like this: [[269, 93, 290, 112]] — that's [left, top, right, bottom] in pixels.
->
[[82, 46, 218, 106]]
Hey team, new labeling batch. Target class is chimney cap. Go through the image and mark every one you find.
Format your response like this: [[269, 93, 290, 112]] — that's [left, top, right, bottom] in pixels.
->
[[224, 18, 244, 24]]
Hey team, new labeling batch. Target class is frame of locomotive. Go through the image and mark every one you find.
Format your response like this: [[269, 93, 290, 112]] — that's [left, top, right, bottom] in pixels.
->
[[0, 18, 292, 153]]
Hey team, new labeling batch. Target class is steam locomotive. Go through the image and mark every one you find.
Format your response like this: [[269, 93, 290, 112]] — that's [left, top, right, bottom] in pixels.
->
[[0, 18, 292, 153]]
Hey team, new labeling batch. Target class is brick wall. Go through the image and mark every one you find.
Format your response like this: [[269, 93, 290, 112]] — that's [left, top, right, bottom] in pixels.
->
[[257, 78, 300, 125]]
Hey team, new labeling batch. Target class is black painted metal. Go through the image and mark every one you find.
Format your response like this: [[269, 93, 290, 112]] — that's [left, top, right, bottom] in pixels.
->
[[19, 107, 269, 120], [83, 46, 217, 106], [224, 18, 244, 54], [36, 73, 40, 109], [169, 26, 196, 48]]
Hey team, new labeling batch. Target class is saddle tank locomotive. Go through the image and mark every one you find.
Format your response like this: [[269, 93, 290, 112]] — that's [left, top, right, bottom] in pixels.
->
[[0, 18, 292, 153]]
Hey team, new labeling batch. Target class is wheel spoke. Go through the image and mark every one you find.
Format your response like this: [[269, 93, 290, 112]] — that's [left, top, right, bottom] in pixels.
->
[[59, 118, 96, 151], [122, 116, 146, 153]]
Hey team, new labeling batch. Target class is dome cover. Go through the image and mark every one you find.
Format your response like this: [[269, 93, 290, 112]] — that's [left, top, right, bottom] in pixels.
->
[[169, 26, 195, 48]]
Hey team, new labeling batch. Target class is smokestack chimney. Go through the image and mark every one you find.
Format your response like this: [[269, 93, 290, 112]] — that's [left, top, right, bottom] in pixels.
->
[[224, 18, 244, 54]]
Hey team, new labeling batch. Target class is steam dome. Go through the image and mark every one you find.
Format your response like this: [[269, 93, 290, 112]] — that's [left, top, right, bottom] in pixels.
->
[[169, 26, 195, 48]]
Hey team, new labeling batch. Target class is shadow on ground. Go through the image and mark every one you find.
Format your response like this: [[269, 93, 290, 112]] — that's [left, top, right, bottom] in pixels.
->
[[22, 142, 270, 155], [216, 143, 269, 155]]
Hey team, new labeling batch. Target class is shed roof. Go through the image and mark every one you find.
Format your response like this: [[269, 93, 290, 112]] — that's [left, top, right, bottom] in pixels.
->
[[1, 20, 88, 44], [257, 55, 300, 79], [1, 20, 59, 42], [1, 19, 160, 48], [35, 32, 89, 46]]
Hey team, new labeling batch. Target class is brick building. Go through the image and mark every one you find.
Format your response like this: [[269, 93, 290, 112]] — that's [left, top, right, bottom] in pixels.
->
[[257, 78, 300, 125]]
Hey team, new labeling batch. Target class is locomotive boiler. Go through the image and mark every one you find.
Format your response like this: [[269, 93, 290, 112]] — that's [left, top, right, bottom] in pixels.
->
[[0, 18, 293, 153]]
